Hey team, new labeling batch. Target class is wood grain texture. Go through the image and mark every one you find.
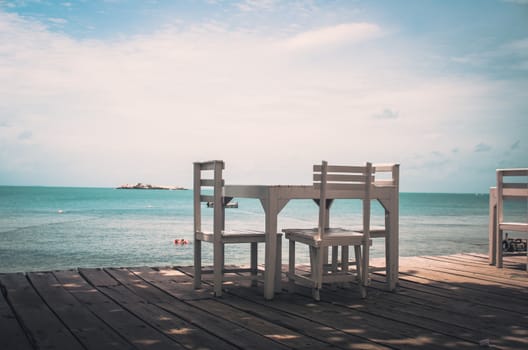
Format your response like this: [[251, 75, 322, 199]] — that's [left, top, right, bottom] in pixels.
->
[[0, 254, 526, 350]]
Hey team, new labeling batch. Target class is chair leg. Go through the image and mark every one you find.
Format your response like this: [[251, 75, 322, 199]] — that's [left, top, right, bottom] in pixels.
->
[[275, 237, 283, 293], [341, 246, 349, 273], [322, 246, 329, 269], [213, 242, 223, 297], [331, 246, 338, 272], [288, 239, 296, 293], [251, 242, 258, 287], [361, 240, 369, 298], [353, 245, 361, 281], [312, 246, 323, 301], [193, 239, 201, 289], [330, 246, 338, 291], [354, 244, 366, 298], [341, 245, 351, 289], [496, 228, 503, 268], [312, 287, 320, 301]]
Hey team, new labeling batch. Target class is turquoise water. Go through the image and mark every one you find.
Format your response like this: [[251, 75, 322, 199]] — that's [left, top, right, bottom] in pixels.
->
[[1, 186, 526, 273]]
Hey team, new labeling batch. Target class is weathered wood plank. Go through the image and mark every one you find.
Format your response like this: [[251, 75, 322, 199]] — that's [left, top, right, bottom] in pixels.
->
[[217, 287, 392, 350], [80, 268, 231, 350], [53, 270, 179, 350], [189, 298, 331, 350], [184, 265, 477, 349], [398, 258, 528, 300], [149, 266, 390, 350], [441, 253, 528, 277], [381, 270, 528, 315], [0, 280, 33, 350], [354, 279, 528, 350], [440, 253, 526, 273], [28, 271, 133, 350], [130, 266, 211, 301], [113, 267, 291, 350], [1, 254, 526, 350], [371, 278, 528, 348], [265, 288, 478, 349], [0, 273, 84, 350], [409, 256, 528, 287]]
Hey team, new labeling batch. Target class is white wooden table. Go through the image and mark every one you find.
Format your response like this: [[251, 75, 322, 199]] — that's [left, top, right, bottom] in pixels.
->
[[224, 181, 400, 300]]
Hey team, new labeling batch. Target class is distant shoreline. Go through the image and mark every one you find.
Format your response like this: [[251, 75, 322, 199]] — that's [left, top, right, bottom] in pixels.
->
[[117, 183, 187, 190]]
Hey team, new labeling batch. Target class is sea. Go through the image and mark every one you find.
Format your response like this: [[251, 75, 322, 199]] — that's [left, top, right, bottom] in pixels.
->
[[1, 186, 526, 273]]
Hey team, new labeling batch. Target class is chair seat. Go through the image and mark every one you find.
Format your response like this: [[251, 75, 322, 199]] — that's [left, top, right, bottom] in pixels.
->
[[197, 230, 282, 244], [499, 222, 528, 232], [283, 227, 364, 247], [351, 225, 386, 238]]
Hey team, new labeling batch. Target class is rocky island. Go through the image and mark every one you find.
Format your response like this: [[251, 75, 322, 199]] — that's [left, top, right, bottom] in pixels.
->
[[117, 183, 187, 190]]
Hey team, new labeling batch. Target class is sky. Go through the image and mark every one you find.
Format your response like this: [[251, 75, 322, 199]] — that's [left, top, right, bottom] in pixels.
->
[[0, 0, 526, 192]]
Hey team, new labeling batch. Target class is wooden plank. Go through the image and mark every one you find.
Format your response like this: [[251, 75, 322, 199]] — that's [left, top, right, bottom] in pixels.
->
[[419, 255, 528, 283], [294, 264, 522, 349], [0, 273, 84, 350], [399, 256, 528, 289], [0, 280, 33, 350], [188, 298, 331, 350], [182, 265, 475, 350], [459, 253, 527, 271], [0, 254, 525, 350], [107, 267, 283, 350], [314, 164, 367, 173], [53, 270, 179, 350], [197, 160, 224, 171], [28, 271, 132, 350], [373, 164, 396, 172], [131, 266, 210, 301], [260, 287, 477, 349], [399, 257, 528, 296], [316, 287, 521, 349], [387, 269, 528, 315], [138, 267, 390, 350], [371, 275, 528, 332], [365, 278, 528, 349], [372, 257, 528, 314], [80, 268, 231, 350], [315, 174, 368, 182], [217, 287, 391, 350], [295, 259, 527, 349], [498, 168, 528, 176], [201, 179, 224, 187]]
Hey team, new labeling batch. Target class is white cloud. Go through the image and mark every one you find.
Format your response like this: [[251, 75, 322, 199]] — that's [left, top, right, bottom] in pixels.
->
[[0, 10, 526, 191], [48, 17, 68, 25], [283, 23, 382, 51], [474, 143, 492, 152], [372, 108, 399, 120], [236, 0, 278, 12]]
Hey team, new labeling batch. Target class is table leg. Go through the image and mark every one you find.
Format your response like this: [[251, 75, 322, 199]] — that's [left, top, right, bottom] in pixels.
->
[[388, 195, 399, 291], [384, 209, 390, 282], [263, 188, 279, 300], [488, 188, 497, 265]]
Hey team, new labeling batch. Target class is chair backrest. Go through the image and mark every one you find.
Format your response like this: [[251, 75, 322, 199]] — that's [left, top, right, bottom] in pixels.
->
[[313, 161, 373, 240], [496, 168, 528, 224], [194, 160, 225, 238], [372, 164, 400, 188]]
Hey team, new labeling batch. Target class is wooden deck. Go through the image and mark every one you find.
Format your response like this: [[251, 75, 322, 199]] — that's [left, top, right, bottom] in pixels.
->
[[1, 253, 527, 350]]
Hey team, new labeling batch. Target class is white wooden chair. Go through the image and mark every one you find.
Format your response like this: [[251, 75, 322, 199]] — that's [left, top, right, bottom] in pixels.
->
[[336, 164, 399, 283], [283, 161, 373, 300], [193, 160, 282, 296], [495, 168, 528, 270]]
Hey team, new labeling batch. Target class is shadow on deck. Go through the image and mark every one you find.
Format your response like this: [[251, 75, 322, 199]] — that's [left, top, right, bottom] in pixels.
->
[[1, 253, 527, 350]]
